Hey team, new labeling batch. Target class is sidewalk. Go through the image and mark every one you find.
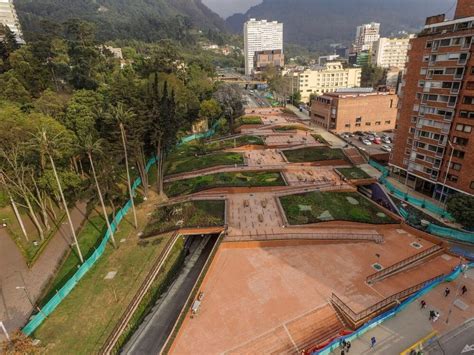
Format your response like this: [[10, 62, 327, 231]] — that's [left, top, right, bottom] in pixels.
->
[[0, 202, 88, 339], [330, 267, 474, 354]]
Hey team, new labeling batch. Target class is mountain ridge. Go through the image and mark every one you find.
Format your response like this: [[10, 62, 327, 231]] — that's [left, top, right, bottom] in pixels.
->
[[14, 0, 227, 42], [226, 0, 452, 50]]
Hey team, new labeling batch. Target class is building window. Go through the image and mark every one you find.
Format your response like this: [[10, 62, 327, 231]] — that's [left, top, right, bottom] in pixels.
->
[[365, 122, 371, 126], [463, 96, 474, 105], [453, 136, 469, 146], [470, 181, 474, 189], [450, 162, 462, 171], [447, 174, 458, 182], [356, 117, 362, 123], [455, 123, 472, 133], [385, 120, 391, 124], [452, 149, 465, 159], [355, 123, 361, 127], [345, 124, 350, 128]]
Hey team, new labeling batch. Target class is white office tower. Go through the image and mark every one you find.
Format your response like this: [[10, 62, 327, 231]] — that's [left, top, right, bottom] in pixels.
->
[[354, 22, 380, 53], [244, 18, 283, 76], [0, 0, 24, 43], [372, 36, 413, 69]]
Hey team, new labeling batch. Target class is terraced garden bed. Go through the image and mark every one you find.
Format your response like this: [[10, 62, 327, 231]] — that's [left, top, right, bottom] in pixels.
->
[[274, 125, 310, 132], [165, 171, 285, 197], [164, 152, 244, 176], [233, 115, 263, 129], [206, 136, 265, 150], [283, 147, 347, 163], [143, 200, 225, 237], [280, 191, 396, 225]]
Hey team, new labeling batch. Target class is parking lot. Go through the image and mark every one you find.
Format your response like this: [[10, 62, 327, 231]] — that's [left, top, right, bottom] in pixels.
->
[[338, 131, 394, 156]]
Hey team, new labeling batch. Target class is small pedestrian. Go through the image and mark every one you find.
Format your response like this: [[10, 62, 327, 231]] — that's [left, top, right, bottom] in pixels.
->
[[433, 311, 440, 322], [340, 350, 345, 355], [346, 341, 351, 353], [461, 285, 468, 295], [371, 336, 376, 348], [444, 287, 450, 297], [340, 339, 347, 349], [420, 300, 426, 309], [429, 310, 435, 321]]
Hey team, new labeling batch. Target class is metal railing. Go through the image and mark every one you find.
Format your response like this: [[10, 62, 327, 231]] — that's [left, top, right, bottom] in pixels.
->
[[366, 243, 443, 284], [331, 274, 444, 327]]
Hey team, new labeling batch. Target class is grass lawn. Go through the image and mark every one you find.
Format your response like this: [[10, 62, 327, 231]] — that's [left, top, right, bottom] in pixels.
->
[[143, 200, 225, 237], [337, 167, 371, 180], [165, 171, 285, 197], [283, 147, 347, 163], [274, 125, 310, 132], [33, 194, 172, 354], [164, 151, 244, 176], [280, 191, 396, 225], [311, 134, 328, 145], [0, 204, 66, 266], [38, 213, 109, 307], [206, 135, 265, 150]]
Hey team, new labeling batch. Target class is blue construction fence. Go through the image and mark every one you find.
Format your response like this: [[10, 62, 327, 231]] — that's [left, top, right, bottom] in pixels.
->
[[315, 262, 474, 355], [23, 124, 220, 336]]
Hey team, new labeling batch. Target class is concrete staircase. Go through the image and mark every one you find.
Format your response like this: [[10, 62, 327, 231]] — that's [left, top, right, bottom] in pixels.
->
[[287, 304, 345, 353], [344, 147, 367, 165]]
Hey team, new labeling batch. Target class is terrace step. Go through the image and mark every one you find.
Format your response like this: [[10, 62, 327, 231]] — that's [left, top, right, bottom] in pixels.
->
[[287, 304, 345, 353], [366, 243, 444, 284], [344, 147, 367, 165]]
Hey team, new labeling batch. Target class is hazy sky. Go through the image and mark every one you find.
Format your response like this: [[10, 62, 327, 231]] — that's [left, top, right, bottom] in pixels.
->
[[202, 0, 262, 18]]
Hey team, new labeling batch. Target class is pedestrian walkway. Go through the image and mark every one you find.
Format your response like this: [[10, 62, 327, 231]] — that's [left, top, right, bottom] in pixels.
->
[[0, 202, 88, 339]]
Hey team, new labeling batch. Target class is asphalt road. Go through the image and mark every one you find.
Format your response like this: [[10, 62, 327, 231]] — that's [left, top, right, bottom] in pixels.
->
[[123, 235, 217, 355]]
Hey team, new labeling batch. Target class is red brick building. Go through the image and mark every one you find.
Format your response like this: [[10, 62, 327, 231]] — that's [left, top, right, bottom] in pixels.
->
[[389, 0, 474, 201], [310, 88, 398, 133]]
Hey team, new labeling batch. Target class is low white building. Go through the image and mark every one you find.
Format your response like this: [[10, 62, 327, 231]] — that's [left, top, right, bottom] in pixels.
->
[[288, 61, 362, 103]]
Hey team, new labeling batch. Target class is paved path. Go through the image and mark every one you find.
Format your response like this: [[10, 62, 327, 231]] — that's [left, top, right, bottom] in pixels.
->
[[285, 105, 346, 148], [0, 202, 88, 337]]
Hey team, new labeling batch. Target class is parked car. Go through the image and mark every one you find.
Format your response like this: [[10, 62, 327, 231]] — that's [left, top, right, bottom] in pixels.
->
[[362, 139, 372, 145], [374, 137, 382, 144], [382, 137, 392, 144], [367, 135, 375, 141], [382, 145, 392, 152], [355, 131, 365, 136]]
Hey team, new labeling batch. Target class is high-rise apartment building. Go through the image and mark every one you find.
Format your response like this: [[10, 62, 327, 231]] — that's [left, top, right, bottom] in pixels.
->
[[372, 36, 413, 69], [354, 22, 380, 54], [0, 0, 23, 43], [288, 61, 361, 103], [244, 19, 283, 76], [390, 0, 474, 201]]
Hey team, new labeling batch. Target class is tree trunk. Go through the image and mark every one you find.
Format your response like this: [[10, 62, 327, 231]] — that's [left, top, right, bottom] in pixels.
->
[[24, 194, 44, 241], [1, 174, 29, 241], [88, 152, 116, 248], [48, 152, 84, 263], [120, 123, 138, 228]]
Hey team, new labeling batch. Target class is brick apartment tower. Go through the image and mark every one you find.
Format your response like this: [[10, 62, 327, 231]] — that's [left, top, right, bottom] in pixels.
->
[[389, 0, 474, 201]]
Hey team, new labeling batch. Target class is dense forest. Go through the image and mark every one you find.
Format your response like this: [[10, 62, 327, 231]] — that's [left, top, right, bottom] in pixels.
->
[[0, 20, 242, 255], [226, 0, 451, 50], [15, 0, 227, 43]]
